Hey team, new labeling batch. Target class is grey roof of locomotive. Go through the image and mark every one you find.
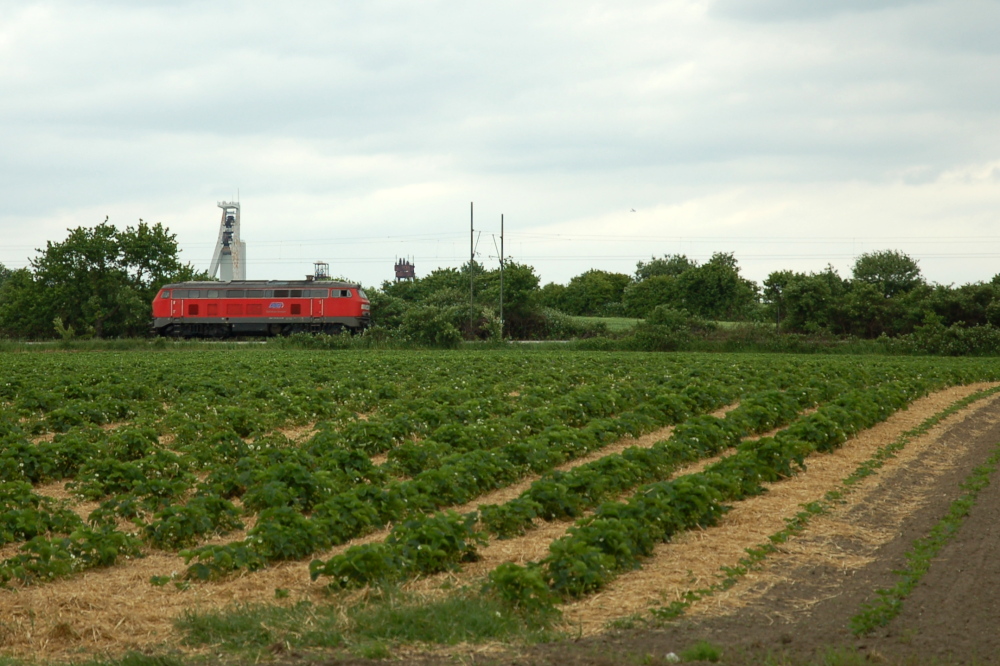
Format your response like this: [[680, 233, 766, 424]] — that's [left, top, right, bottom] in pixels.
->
[[162, 280, 362, 289]]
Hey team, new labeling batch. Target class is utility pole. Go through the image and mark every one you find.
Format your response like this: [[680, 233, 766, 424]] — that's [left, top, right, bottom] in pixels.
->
[[469, 202, 474, 336], [499, 214, 504, 335]]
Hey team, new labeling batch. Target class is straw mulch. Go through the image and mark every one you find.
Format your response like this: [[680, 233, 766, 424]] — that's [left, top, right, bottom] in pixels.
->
[[405, 406, 816, 595], [3, 387, 995, 659], [450, 401, 739, 514], [558, 383, 1000, 635], [0, 402, 740, 660]]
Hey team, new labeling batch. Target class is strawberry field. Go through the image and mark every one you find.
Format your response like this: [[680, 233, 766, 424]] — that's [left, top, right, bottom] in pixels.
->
[[1, 349, 999, 659]]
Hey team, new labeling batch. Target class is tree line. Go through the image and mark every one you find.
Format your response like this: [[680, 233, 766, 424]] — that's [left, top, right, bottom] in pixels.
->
[[3, 219, 1000, 346]]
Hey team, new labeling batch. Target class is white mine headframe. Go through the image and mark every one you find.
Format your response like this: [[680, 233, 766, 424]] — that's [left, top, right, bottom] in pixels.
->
[[209, 201, 246, 281]]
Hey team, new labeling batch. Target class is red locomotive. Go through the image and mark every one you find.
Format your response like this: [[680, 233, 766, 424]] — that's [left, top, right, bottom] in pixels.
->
[[151, 280, 371, 337]]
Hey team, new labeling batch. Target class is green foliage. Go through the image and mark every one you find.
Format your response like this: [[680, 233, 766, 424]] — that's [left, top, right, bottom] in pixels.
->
[[0, 482, 83, 546], [0, 219, 204, 338], [182, 542, 268, 581], [311, 510, 486, 588], [309, 542, 402, 589], [399, 305, 464, 348], [484, 562, 560, 617], [507, 378, 934, 601], [680, 640, 723, 662], [623, 275, 678, 317], [635, 254, 697, 281], [176, 601, 343, 651], [144, 494, 243, 550], [247, 507, 327, 561], [559, 270, 632, 316], [764, 266, 847, 333], [176, 589, 558, 655], [479, 499, 541, 539], [626, 307, 713, 351], [852, 249, 924, 298], [0, 525, 142, 585], [3, 349, 1000, 606], [672, 252, 759, 320]]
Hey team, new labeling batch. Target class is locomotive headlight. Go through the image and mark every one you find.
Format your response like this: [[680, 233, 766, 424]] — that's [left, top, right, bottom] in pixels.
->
[[361, 303, 370, 311]]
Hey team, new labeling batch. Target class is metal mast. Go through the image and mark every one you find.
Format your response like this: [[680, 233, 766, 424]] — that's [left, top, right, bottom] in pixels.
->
[[209, 201, 246, 281]]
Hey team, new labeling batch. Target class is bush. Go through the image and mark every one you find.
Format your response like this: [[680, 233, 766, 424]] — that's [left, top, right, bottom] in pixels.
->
[[625, 306, 709, 351], [400, 306, 463, 348], [483, 562, 559, 615]]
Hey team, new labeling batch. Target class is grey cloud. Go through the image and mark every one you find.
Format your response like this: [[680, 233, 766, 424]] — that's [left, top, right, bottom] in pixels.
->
[[3, 0, 1000, 287], [711, 0, 933, 21]]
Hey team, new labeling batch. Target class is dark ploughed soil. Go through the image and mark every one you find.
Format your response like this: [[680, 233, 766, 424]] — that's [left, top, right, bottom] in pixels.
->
[[502, 397, 1000, 666]]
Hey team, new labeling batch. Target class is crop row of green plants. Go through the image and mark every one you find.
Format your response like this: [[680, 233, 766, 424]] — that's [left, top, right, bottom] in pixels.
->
[[1, 351, 999, 590], [0, 352, 757, 583], [183, 357, 926, 580], [306, 385, 818, 588], [486, 380, 929, 606], [185, 379, 739, 579]]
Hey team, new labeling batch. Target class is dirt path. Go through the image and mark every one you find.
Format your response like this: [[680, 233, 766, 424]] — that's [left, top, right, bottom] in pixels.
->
[[511, 383, 1000, 665]]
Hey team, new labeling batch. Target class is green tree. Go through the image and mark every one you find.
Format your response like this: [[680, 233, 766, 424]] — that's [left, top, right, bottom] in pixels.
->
[[0, 268, 51, 338], [634, 254, 697, 282], [537, 282, 568, 311], [0, 219, 203, 339], [673, 253, 758, 321], [560, 270, 632, 316], [622, 275, 679, 317], [380, 260, 541, 339], [475, 261, 541, 336], [764, 267, 847, 333], [926, 282, 997, 328], [852, 250, 923, 298]]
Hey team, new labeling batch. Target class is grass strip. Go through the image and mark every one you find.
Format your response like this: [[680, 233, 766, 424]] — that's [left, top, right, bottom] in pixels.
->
[[645, 383, 1000, 623], [175, 587, 560, 659], [849, 439, 1000, 635]]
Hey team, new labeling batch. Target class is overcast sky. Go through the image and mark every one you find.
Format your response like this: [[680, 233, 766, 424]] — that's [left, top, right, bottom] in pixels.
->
[[3, 0, 1000, 288]]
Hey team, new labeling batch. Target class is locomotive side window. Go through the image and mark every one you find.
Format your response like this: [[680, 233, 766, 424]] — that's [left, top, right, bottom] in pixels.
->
[[264, 290, 274, 297], [357, 289, 367, 298], [332, 289, 352, 298], [290, 289, 303, 297], [226, 290, 245, 298], [161, 291, 170, 299], [247, 290, 264, 297], [274, 290, 289, 297], [188, 290, 201, 299], [309, 289, 328, 297], [207, 290, 219, 298]]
